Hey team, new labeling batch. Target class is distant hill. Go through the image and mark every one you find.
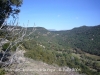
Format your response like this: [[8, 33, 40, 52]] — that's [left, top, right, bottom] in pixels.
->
[[24, 25, 100, 75], [48, 29, 57, 31], [1, 25, 100, 75], [60, 25, 100, 56], [27, 25, 100, 56]]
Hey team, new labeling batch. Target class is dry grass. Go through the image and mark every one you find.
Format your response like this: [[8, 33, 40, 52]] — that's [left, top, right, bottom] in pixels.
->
[[5, 50, 83, 75]]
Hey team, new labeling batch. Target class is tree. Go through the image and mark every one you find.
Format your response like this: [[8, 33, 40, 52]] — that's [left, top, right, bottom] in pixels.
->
[[0, 0, 23, 27]]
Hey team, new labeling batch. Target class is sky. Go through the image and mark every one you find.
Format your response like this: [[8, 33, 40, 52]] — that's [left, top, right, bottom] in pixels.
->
[[17, 0, 100, 30]]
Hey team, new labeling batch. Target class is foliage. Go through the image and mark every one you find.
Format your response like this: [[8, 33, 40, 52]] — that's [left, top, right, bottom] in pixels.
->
[[0, 30, 6, 37], [2, 41, 21, 52], [24, 40, 56, 64], [0, 68, 5, 75], [24, 25, 100, 75], [53, 25, 100, 56], [2, 43, 10, 51], [0, 0, 23, 27]]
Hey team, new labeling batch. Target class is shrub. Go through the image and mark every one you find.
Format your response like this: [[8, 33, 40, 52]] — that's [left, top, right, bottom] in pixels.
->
[[2, 43, 10, 51]]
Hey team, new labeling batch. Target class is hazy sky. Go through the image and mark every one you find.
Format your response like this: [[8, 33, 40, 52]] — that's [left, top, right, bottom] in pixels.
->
[[18, 0, 100, 30]]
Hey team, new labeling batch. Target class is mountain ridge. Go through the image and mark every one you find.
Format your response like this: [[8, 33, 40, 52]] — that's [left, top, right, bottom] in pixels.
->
[[27, 25, 100, 56], [9, 25, 100, 75]]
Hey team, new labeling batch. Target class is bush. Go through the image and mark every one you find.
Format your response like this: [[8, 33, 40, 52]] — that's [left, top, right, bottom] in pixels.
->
[[0, 69, 5, 75], [2, 43, 10, 51]]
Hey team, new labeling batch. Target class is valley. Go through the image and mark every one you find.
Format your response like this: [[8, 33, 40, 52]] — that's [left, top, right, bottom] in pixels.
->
[[0, 25, 100, 75], [23, 25, 100, 75]]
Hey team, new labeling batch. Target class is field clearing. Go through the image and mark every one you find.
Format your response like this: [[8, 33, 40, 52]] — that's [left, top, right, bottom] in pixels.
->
[[71, 53, 81, 59], [72, 52, 100, 61], [85, 53, 100, 60]]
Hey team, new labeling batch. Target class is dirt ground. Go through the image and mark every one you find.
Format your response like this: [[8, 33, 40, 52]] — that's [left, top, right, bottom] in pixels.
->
[[5, 50, 85, 75]]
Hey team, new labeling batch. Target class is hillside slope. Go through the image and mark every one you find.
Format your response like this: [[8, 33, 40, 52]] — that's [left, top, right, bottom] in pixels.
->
[[24, 25, 100, 75], [5, 50, 83, 75], [54, 25, 100, 55]]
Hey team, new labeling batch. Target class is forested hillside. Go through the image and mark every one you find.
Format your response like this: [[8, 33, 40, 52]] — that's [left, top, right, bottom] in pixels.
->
[[27, 25, 100, 56], [22, 25, 100, 75], [52, 25, 100, 56]]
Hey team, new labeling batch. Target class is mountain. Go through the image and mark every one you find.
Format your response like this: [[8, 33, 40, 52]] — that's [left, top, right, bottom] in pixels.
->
[[24, 25, 100, 75], [1, 25, 100, 75], [53, 25, 100, 56], [27, 25, 100, 56], [48, 29, 57, 31]]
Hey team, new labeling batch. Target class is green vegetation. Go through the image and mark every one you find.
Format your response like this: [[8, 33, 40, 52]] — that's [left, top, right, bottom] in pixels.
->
[[0, 68, 5, 75], [23, 40, 56, 64], [0, 0, 23, 27], [23, 39, 100, 75], [2, 42, 19, 51], [56, 25, 100, 56], [0, 30, 6, 38], [0, 0, 99, 74], [23, 25, 100, 75], [1, 25, 100, 75], [2, 43, 10, 51]]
